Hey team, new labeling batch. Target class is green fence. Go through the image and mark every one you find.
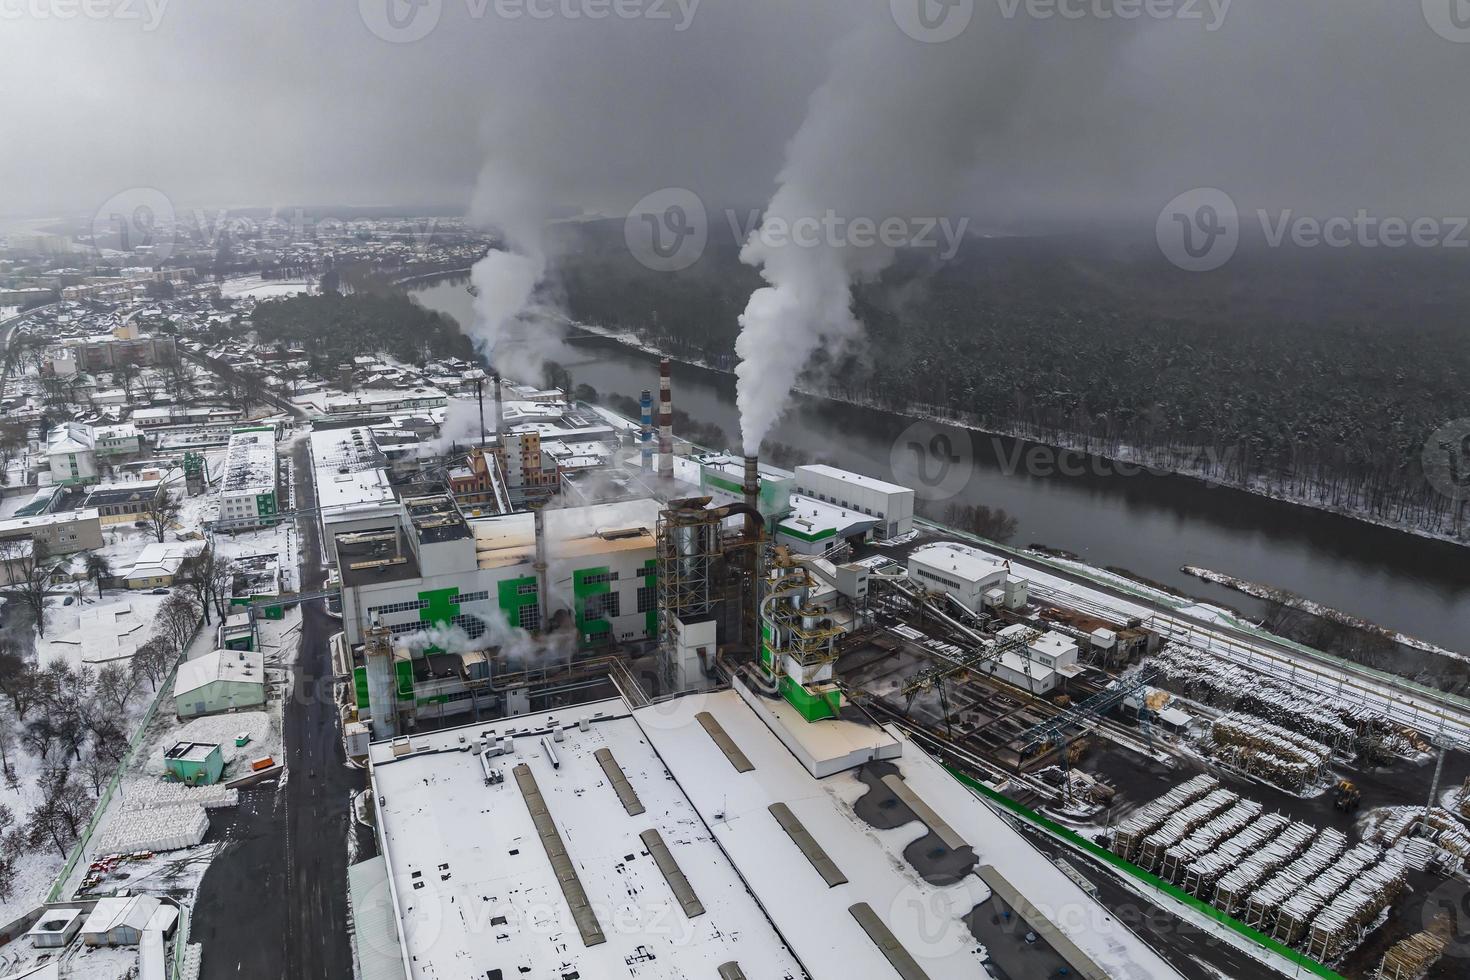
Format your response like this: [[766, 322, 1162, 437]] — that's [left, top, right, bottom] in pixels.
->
[[46, 624, 201, 903], [945, 766, 1347, 980]]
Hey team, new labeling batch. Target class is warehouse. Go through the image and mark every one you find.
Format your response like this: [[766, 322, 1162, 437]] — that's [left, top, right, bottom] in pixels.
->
[[173, 649, 266, 718], [358, 688, 1180, 980], [793, 464, 914, 539], [907, 541, 1009, 612]]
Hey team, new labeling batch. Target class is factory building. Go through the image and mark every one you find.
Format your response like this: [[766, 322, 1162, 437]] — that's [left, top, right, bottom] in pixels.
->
[[339, 496, 662, 650], [355, 686, 1180, 980], [341, 496, 664, 731], [676, 452, 794, 528], [172, 649, 266, 718], [217, 426, 280, 528], [906, 541, 1029, 614], [792, 464, 914, 539]]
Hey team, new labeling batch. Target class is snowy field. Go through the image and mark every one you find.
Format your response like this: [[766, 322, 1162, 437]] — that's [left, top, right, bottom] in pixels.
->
[[218, 276, 317, 300]]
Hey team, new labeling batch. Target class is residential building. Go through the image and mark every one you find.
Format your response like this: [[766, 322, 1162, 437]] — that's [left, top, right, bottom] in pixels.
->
[[0, 509, 103, 557], [45, 422, 98, 485]]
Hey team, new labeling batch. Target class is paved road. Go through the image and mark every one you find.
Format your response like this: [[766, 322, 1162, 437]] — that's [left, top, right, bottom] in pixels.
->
[[194, 436, 370, 980]]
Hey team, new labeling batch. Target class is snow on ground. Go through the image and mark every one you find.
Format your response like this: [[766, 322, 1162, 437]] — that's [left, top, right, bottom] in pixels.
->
[[1182, 564, 1467, 663], [217, 276, 317, 300]]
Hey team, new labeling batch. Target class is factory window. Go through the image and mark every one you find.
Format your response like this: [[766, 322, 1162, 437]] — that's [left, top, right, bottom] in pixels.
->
[[369, 599, 428, 617], [637, 585, 655, 614], [581, 571, 617, 586], [517, 581, 537, 596], [518, 603, 541, 631], [459, 590, 489, 603], [585, 591, 620, 620]]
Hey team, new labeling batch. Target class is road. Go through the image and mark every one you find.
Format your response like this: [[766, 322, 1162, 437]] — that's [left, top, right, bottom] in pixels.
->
[[193, 436, 370, 980]]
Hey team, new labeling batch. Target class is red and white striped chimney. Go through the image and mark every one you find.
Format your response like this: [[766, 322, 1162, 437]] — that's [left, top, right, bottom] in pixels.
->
[[658, 357, 674, 479]]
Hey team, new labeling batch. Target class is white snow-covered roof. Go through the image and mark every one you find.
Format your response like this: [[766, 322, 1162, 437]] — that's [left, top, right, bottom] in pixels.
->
[[796, 463, 913, 497], [174, 649, 264, 697], [118, 541, 201, 581], [909, 541, 1009, 586], [779, 493, 882, 537], [639, 689, 1184, 980], [367, 703, 805, 980], [81, 894, 162, 938]]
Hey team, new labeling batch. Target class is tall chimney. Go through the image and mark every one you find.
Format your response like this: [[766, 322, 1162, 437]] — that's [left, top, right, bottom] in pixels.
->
[[657, 357, 674, 480], [640, 388, 653, 472], [491, 371, 504, 436], [743, 454, 761, 527]]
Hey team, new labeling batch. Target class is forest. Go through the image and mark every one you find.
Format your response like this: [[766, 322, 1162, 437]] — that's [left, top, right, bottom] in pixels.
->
[[552, 220, 1470, 540], [252, 291, 477, 367]]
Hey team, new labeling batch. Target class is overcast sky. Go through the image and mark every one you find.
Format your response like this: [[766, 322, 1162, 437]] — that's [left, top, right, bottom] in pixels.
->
[[2, 0, 1467, 227]]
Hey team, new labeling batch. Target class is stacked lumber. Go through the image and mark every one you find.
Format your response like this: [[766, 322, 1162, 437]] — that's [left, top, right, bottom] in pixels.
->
[[1136, 789, 1238, 873], [1305, 848, 1406, 962], [1244, 829, 1348, 931], [1158, 800, 1264, 883], [1273, 843, 1381, 945], [1110, 773, 1219, 862], [1368, 806, 1470, 872], [1377, 913, 1451, 980], [1152, 645, 1359, 749], [1181, 812, 1291, 899], [1211, 713, 1332, 792], [1212, 820, 1315, 915]]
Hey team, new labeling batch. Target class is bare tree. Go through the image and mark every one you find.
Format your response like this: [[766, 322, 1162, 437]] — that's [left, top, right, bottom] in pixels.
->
[[93, 663, 138, 717], [1, 538, 56, 637], [157, 592, 202, 658], [144, 490, 183, 543], [27, 773, 92, 858], [80, 749, 112, 797], [131, 639, 170, 692], [0, 646, 37, 718], [176, 546, 227, 624]]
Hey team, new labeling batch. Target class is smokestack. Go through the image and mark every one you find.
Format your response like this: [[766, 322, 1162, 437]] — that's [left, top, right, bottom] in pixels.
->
[[658, 357, 673, 480], [533, 506, 548, 633], [491, 371, 504, 436], [742, 454, 761, 528], [640, 388, 653, 472]]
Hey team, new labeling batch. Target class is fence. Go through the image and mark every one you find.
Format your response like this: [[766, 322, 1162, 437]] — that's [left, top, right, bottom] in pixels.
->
[[945, 766, 1347, 980], [45, 618, 204, 903]]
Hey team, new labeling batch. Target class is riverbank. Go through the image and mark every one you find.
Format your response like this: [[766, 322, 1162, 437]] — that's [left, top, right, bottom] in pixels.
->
[[1181, 565, 1467, 665], [557, 316, 1466, 550]]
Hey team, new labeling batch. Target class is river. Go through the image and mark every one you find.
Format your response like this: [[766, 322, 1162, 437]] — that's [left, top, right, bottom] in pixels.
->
[[411, 276, 1470, 659]]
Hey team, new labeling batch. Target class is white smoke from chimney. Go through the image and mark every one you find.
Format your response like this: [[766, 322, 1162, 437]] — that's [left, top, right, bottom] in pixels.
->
[[733, 14, 988, 455], [465, 154, 566, 384]]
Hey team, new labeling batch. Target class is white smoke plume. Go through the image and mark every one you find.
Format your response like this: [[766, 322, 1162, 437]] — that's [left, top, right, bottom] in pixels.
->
[[734, 14, 995, 455], [430, 395, 490, 457]]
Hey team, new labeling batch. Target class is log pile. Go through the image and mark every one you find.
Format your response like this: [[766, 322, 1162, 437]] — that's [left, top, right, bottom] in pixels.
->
[[1181, 812, 1291, 899], [1367, 806, 1470, 872], [1153, 644, 1359, 750], [1136, 788, 1239, 873], [1210, 713, 1332, 792], [1110, 773, 1218, 862], [1244, 829, 1348, 932], [1273, 843, 1382, 945], [1305, 848, 1406, 962], [1211, 820, 1315, 915], [1377, 913, 1451, 980], [1158, 800, 1264, 883]]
